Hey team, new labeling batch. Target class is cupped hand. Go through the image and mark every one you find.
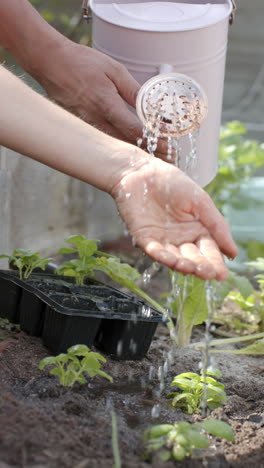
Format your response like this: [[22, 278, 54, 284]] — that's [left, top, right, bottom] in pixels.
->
[[111, 157, 238, 280], [40, 43, 143, 143]]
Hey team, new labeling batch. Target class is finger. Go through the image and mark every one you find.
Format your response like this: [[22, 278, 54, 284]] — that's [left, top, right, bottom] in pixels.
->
[[141, 238, 189, 271], [139, 238, 212, 279], [91, 119, 130, 141], [104, 96, 143, 143], [179, 243, 216, 280], [197, 236, 229, 281], [165, 244, 197, 275], [195, 192, 238, 259], [108, 64, 141, 108]]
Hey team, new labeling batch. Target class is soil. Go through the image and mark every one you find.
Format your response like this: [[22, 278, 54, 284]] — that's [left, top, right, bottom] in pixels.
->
[[0, 257, 264, 468]]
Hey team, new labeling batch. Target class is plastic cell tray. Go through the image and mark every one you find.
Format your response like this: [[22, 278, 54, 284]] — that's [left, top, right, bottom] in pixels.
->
[[41, 293, 103, 354], [0, 270, 165, 359], [0, 271, 22, 323]]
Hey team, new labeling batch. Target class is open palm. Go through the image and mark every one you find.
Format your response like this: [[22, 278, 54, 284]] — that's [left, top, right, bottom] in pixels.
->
[[112, 157, 238, 280]]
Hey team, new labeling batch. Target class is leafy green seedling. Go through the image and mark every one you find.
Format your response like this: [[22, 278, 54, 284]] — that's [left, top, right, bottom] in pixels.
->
[[144, 419, 234, 462], [56, 235, 173, 330], [167, 370, 227, 414], [39, 344, 113, 386], [0, 249, 52, 279], [162, 270, 253, 347]]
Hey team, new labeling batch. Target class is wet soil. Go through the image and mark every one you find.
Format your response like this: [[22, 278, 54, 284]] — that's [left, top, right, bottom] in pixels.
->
[[0, 260, 264, 468]]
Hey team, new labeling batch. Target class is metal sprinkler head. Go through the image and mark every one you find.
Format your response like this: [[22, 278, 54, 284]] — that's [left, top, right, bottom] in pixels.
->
[[136, 73, 208, 138]]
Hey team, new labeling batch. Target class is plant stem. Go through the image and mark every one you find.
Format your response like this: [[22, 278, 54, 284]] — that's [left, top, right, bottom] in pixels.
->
[[111, 411, 121, 468], [192, 332, 264, 350]]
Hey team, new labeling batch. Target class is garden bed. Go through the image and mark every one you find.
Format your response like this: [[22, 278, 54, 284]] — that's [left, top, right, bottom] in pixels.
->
[[0, 261, 264, 468]]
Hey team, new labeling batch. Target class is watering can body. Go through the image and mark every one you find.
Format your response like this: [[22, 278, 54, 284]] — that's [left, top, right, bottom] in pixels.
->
[[90, 0, 233, 187]]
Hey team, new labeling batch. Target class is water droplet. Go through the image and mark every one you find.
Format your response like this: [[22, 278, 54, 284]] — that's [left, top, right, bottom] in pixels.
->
[[151, 403, 161, 418], [148, 366, 155, 381], [117, 340, 123, 356]]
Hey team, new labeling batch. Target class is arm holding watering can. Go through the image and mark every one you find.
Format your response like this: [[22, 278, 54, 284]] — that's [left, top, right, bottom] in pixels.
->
[[0, 65, 238, 280], [0, 0, 142, 143]]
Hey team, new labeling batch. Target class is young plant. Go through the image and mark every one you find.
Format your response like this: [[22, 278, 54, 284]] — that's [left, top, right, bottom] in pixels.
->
[[144, 419, 234, 462], [167, 370, 227, 414], [163, 270, 253, 347], [0, 249, 52, 279], [56, 235, 173, 328], [39, 344, 113, 386]]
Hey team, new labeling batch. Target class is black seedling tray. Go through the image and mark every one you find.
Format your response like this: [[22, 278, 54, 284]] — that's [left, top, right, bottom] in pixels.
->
[[0, 271, 22, 323], [41, 293, 103, 354], [0, 270, 165, 359]]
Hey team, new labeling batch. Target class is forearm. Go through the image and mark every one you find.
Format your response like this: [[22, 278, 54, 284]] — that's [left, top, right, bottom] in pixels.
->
[[0, 0, 67, 79], [0, 66, 144, 193]]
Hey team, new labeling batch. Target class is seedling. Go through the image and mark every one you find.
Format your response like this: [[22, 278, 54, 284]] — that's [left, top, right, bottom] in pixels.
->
[[0, 249, 52, 279], [167, 370, 227, 414], [56, 235, 173, 329], [163, 270, 253, 347], [144, 419, 234, 462], [39, 344, 113, 386]]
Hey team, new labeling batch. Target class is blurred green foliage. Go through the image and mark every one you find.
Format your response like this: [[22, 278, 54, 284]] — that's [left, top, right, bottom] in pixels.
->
[[206, 121, 264, 212], [29, 0, 90, 43]]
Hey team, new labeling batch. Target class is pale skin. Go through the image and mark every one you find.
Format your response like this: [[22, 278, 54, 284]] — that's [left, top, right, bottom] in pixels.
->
[[0, 66, 238, 280], [0, 0, 142, 143]]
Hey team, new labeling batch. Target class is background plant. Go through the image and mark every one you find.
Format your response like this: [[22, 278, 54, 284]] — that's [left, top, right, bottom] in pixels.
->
[[39, 344, 113, 386], [144, 419, 234, 462], [167, 370, 227, 414], [0, 249, 52, 279], [206, 121, 264, 213]]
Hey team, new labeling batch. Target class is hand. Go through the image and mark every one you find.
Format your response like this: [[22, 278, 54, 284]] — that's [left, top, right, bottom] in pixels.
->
[[38, 43, 143, 143], [111, 157, 238, 280]]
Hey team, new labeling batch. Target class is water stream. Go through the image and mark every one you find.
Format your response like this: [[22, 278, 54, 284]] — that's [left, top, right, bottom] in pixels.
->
[[135, 86, 213, 417]]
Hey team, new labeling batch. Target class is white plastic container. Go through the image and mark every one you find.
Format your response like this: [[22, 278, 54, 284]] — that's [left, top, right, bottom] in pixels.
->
[[90, 0, 233, 187]]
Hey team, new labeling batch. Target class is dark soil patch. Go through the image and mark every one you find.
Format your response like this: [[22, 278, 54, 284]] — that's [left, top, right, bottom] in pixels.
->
[[0, 260, 264, 468]]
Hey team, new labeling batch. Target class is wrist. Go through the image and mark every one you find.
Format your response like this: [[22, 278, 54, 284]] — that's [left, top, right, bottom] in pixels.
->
[[106, 144, 151, 197]]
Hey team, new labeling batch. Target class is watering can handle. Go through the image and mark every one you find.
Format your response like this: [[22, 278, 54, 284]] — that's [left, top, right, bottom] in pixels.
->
[[229, 0, 237, 25], [82, 0, 92, 21]]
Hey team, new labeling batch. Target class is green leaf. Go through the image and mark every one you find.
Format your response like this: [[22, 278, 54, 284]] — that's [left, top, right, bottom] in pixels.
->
[[57, 247, 77, 254], [247, 258, 264, 271], [230, 272, 254, 299], [96, 370, 113, 383], [159, 450, 171, 461], [198, 419, 234, 441], [39, 356, 57, 370], [145, 424, 173, 440], [67, 344, 91, 356], [172, 445, 187, 461], [187, 430, 208, 449]]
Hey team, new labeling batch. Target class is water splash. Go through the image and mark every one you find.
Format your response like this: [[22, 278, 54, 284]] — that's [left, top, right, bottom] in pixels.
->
[[200, 281, 215, 416]]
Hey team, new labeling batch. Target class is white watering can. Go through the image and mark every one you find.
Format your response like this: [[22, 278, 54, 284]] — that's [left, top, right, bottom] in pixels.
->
[[86, 0, 235, 187]]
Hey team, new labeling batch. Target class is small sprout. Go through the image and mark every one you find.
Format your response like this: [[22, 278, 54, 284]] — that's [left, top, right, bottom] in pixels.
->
[[167, 370, 227, 414], [0, 249, 52, 279], [144, 419, 234, 462], [56, 235, 168, 319], [39, 344, 113, 387]]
